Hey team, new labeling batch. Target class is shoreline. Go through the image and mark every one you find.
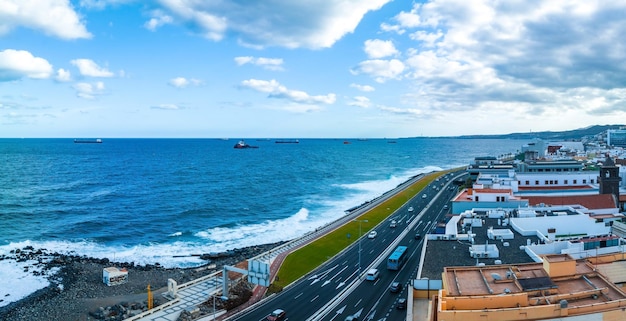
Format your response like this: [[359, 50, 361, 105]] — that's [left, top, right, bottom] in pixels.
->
[[0, 242, 285, 321]]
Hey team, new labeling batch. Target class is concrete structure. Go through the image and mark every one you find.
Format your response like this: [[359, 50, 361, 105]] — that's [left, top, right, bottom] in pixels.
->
[[467, 156, 515, 181], [607, 128, 626, 147], [103, 267, 128, 286], [425, 254, 626, 321], [521, 139, 546, 158]]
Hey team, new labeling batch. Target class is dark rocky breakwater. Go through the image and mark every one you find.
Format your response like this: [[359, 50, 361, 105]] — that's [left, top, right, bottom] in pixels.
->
[[0, 242, 285, 321]]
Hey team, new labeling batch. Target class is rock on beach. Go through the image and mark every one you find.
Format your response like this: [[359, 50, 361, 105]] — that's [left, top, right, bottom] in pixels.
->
[[0, 242, 284, 321]]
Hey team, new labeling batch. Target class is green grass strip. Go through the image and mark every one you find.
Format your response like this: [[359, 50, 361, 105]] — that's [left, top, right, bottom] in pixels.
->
[[272, 171, 449, 290]]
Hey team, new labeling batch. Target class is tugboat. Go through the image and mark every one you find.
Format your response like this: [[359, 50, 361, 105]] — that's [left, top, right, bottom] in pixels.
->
[[233, 140, 258, 149]]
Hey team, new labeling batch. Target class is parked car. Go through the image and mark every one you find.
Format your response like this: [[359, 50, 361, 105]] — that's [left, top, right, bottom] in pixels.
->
[[390, 281, 402, 293], [266, 309, 286, 321], [367, 231, 377, 239], [396, 298, 407, 309]]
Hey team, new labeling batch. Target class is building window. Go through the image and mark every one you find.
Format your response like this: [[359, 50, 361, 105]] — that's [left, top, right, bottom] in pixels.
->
[[525, 180, 529, 185], [573, 180, 577, 184], [583, 179, 587, 184], [535, 180, 539, 185], [545, 180, 549, 185], [591, 179, 594, 184], [564, 180, 568, 184]]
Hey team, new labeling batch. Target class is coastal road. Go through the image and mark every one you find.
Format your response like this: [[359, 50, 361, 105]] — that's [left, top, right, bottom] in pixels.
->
[[313, 175, 460, 321], [227, 171, 464, 321]]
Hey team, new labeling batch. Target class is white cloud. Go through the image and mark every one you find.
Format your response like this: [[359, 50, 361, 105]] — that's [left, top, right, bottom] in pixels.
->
[[73, 81, 106, 99], [364, 39, 399, 59], [79, 0, 135, 10], [408, 30, 443, 47], [0, 49, 53, 81], [351, 59, 405, 83], [234, 56, 284, 71], [379, 105, 427, 117], [168, 77, 202, 88], [241, 79, 336, 105], [153, 0, 392, 49], [55, 68, 72, 82], [349, 96, 371, 108], [234, 56, 254, 66], [385, 0, 626, 120], [144, 10, 174, 31], [151, 104, 181, 110], [350, 83, 375, 92], [0, 0, 91, 39], [71, 59, 115, 77]]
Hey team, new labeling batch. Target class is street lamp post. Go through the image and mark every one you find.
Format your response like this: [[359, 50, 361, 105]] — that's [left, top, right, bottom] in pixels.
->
[[212, 293, 228, 320], [213, 294, 217, 320], [354, 219, 368, 274]]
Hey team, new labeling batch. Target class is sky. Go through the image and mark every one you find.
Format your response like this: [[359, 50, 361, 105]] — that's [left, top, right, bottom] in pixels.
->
[[1, 0, 626, 138]]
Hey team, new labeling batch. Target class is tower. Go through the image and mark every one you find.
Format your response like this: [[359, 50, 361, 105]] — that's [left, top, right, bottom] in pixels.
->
[[598, 154, 620, 208]]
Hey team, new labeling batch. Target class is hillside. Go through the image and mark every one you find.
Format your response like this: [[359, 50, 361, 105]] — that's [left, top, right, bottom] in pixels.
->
[[451, 124, 624, 140]]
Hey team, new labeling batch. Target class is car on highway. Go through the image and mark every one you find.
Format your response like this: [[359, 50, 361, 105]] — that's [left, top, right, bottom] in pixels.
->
[[367, 231, 377, 239], [408, 206, 414, 212], [390, 281, 402, 293], [422, 194, 427, 199], [344, 316, 359, 321], [396, 298, 407, 309], [266, 308, 286, 321], [415, 233, 422, 240], [389, 220, 397, 228], [366, 268, 379, 281]]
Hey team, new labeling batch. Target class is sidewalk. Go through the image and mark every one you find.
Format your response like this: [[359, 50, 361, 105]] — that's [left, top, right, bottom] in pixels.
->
[[124, 235, 303, 321]]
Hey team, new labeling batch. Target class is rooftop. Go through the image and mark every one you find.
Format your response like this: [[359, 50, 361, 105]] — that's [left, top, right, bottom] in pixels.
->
[[441, 257, 626, 309], [420, 217, 539, 280]]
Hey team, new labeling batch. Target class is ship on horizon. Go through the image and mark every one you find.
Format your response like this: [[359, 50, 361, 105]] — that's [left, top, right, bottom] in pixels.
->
[[74, 138, 102, 144], [275, 139, 299, 144]]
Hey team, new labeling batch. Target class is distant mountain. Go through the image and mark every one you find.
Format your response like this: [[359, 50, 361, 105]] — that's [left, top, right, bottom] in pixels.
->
[[451, 124, 625, 140]]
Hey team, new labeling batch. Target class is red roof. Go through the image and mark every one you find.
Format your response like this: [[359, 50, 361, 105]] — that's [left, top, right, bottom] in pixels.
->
[[524, 194, 616, 210], [473, 188, 512, 193]]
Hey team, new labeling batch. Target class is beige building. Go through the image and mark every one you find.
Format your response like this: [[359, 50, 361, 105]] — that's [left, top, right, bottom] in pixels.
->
[[411, 254, 626, 321]]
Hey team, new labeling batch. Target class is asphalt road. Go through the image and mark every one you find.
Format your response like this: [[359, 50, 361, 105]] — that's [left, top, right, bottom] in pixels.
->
[[228, 171, 466, 321]]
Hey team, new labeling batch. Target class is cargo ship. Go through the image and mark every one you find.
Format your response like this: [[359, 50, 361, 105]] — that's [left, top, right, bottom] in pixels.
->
[[74, 138, 102, 143]]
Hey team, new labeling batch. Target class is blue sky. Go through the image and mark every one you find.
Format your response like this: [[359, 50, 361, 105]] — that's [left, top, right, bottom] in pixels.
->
[[1, 0, 625, 138]]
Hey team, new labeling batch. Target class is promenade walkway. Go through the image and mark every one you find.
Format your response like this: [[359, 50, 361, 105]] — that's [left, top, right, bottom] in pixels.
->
[[125, 226, 330, 321]]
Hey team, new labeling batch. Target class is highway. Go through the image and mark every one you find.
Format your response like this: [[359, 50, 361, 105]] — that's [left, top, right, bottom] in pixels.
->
[[228, 172, 465, 321]]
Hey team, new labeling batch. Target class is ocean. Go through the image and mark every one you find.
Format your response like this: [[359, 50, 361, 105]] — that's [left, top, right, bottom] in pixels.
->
[[0, 137, 527, 307]]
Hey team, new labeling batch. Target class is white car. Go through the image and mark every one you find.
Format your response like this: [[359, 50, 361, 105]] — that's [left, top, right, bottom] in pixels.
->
[[408, 206, 414, 212], [368, 231, 378, 239]]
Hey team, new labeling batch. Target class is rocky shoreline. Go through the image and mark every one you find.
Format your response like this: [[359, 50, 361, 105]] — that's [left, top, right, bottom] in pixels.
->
[[0, 242, 285, 321]]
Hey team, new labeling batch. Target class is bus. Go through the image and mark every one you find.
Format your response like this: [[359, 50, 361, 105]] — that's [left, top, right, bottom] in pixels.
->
[[387, 245, 408, 270]]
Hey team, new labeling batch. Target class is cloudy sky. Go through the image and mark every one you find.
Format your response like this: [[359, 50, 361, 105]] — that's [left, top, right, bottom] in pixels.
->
[[1, 0, 625, 138]]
